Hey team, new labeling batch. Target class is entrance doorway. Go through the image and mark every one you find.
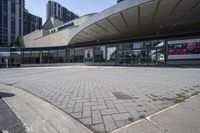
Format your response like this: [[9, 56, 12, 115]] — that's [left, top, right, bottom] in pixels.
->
[[117, 41, 165, 65]]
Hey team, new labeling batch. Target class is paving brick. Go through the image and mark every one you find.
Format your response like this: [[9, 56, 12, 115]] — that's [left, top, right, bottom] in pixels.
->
[[70, 112, 82, 119], [112, 113, 132, 121], [101, 108, 118, 115], [76, 99, 89, 103], [82, 106, 91, 118], [103, 115, 117, 132], [92, 110, 103, 124], [57, 104, 67, 109], [84, 102, 97, 107], [90, 95, 97, 102], [125, 106, 140, 117], [115, 104, 127, 113], [115, 120, 128, 128], [73, 102, 83, 112], [97, 98, 105, 105], [66, 100, 76, 108], [91, 123, 105, 133], [79, 118, 92, 125], [56, 94, 65, 102], [74, 106, 82, 112], [105, 101, 115, 108], [64, 108, 73, 114], [91, 105, 107, 110], [60, 97, 70, 105], [2, 66, 200, 133]]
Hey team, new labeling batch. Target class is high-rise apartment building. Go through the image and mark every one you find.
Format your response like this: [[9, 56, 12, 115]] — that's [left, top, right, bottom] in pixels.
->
[[24, 10, 42, 35], [0, 0, 24, 47], [46, 0, 79, 23]]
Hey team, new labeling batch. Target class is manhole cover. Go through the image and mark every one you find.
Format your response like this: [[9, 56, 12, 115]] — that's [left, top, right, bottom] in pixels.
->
[[112, 92, 133, 100]]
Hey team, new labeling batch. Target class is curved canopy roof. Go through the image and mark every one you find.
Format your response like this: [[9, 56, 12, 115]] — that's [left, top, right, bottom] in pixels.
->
[[68, 0, 200, 46]]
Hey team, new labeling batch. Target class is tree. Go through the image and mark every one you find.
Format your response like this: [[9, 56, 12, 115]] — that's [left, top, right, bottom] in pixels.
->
[[12, 36, 22, 48]]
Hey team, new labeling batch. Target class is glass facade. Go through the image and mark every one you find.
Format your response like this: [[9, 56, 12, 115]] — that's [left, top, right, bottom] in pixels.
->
[[21, 46, 67, 64], [31, 51, 40, 64], [0, 40, 167, 67], [94, 46, 106, 62], [0, 48, 10, 68], [117, 41, 165, 65], [10, 48, 21, 67], [0, 0, 24, 47], [47, 1, 79, 23], [23, 11, 42, 35], [74, 48, 84, 62], [58, 49, 66, 63]]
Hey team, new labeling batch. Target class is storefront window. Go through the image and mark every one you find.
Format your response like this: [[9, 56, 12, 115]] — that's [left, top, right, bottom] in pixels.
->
[[0, 49, 11, 67], [118, 51, 132, 65], [122, 43, 133, 50], [94, 46, 106, 62], [74, 48, 84, 62], [31, 51, 40, 64], [18, 41, 166, 66], [149, 41, 165, 64], [84, 48, 93, 62], [133, 42, 144, 49], [58, 49, 66, 63], [42, 51, 49, 63], [23, 51, 31, 64], [49, 50, 58, 63]]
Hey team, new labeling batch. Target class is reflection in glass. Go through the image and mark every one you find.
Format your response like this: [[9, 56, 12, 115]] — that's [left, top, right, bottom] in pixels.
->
[[118, 51, 132, 65], [23, 51, 31, 64], [94, 46, 106, 62], [31, 51, 40, 64], [42, 51, 49, 63], [49, 50, 58, 63], [74, 48, 84, 62], [58, 49, 66, 63]]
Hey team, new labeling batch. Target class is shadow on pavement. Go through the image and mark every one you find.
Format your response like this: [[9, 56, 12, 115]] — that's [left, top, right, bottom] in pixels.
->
[[0, 92, 15, 98], [0, 96, 26, 133]]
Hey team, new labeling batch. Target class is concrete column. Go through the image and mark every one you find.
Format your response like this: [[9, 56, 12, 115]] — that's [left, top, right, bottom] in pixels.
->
[[40, 51, 42, 64]]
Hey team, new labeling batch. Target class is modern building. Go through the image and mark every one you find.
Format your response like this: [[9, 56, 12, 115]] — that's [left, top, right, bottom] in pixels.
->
[[0, 0, 24, 47], [23, 9, 42, 35], [46, 0, 79, 23], [1, 0, 200, 67]]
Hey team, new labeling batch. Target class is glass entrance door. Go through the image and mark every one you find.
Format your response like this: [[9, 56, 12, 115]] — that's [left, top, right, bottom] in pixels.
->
[[118, 50, 132, 65], [132, 49, 148, 65], [116, 41, 165, 65], [42, 51, 49, 63], [149, 41, 165, 65]]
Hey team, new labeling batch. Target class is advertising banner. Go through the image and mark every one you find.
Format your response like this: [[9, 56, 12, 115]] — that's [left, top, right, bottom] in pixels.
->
[[168, 39, 200, 60], [84, 49, 93, 61]]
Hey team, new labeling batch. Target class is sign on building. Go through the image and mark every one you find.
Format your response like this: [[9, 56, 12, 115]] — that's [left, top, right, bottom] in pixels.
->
[[168, 39, 200, 60]]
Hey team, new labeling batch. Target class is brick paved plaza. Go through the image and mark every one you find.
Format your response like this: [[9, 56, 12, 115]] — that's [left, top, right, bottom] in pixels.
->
[[0, 66, 200, 133]]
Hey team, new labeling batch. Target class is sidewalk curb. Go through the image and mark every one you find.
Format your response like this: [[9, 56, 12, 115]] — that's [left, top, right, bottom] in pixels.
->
[[0, 84, 93, 133], [111, 94, 200, 133]]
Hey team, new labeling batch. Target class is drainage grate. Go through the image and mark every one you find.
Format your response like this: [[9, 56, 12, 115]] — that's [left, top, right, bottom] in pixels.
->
[[112, 92, 133, 100]]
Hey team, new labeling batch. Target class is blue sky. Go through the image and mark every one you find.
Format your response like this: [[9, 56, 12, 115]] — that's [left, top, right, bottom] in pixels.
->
[[26, 0, 116, 24]]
